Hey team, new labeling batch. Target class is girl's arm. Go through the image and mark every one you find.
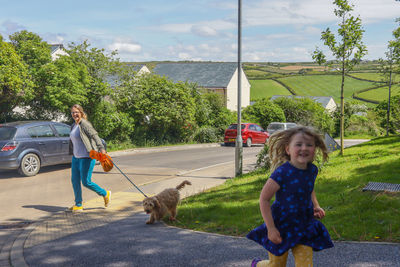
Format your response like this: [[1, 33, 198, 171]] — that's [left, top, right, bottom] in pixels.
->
[[260, 178, 282, 244], [311, 190, 325, 219]]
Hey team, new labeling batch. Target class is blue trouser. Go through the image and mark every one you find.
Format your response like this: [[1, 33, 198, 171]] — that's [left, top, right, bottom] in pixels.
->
[[71, 156, 107, 207]]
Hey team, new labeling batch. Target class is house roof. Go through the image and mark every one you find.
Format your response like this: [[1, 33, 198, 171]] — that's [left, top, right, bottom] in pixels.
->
[[126, 63, 146, 72], [153, 62, 238, 88], [50, 44, 64, 54], [270, 95, 336, 108]]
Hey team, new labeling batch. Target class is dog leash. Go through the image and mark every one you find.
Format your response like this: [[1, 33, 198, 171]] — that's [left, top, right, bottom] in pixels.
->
[[111, 161, 149, 198], [90, 151, 148, 198]]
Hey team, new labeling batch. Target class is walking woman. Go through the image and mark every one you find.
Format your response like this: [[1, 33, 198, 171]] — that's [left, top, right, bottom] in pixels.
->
[[68, 104, 111, 211]]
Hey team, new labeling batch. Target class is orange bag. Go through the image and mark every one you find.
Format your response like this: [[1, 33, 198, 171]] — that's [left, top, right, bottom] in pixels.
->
[[89, 150, 114, 172]]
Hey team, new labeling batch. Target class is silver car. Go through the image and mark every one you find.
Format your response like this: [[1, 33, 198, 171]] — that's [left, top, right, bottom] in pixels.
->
[[267, 122, 297, 135], [0, 121, 106, 176]]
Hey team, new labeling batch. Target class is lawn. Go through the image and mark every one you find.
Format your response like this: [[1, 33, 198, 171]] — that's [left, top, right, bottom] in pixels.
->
[[276, 75, 376, 103], [168, 136, 400, 243], [249, 79, 291, 100], [348, 72, 386, 82], [357, 84, 400, 102]]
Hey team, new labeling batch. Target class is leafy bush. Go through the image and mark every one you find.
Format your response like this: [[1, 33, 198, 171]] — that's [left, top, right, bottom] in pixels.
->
[[114, 73, 197, 145], [375, 95, 400, 134], [243, 98, 285, 129], [273, 97, 334, 134], [192, 126, 220, 143], [256, 144, 271, 171], [345, 113, 382, 137], [90, 101, 135, 142]]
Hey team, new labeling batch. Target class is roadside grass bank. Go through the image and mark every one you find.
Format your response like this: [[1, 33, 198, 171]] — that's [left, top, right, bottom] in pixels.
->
[[106, 140, 200, 152], [167, 136, 400, 242]]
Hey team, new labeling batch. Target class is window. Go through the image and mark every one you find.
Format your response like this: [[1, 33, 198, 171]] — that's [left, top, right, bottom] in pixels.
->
[[249, 125, 256, 131], [27, 125, 55, 138], [255, 125, 263, 132], [228, 124, 246, 130], [54, 124, 70, 137], [0, 127, 17, 140]]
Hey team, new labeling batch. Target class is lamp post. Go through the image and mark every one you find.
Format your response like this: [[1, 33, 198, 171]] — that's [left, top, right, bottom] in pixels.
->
[[235, 0, 243, 177]]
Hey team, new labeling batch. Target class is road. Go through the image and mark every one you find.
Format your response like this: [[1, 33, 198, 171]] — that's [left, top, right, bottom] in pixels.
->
[[0, 144, 263, 224]]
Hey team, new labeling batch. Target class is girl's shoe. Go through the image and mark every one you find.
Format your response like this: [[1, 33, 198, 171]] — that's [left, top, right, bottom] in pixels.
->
[[251, 258, 261, 267], [104, 191, 111, 207], [67, 205, 83, 212]]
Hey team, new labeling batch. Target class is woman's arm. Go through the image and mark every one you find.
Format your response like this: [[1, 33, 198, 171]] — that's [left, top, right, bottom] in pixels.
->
[[80, 119, 105, 152], [260, 178, 282, 244], [311, 190, 325, 219]]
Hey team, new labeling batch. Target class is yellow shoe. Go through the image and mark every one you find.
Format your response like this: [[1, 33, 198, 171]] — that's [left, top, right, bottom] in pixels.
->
[[104, 191, 111, 207], [67, 205, 83, 212]]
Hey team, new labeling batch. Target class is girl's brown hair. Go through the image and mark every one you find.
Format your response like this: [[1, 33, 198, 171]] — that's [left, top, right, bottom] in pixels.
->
[[268, 126, 328, 171], [71, 104, 87, 120]]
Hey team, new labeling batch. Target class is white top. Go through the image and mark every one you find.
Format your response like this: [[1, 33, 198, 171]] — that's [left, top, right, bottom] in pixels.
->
[[70, 124, 90, 158]]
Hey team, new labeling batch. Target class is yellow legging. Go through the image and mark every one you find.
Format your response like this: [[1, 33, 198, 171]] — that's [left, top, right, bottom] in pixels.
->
[[256, 244, 313, 267]]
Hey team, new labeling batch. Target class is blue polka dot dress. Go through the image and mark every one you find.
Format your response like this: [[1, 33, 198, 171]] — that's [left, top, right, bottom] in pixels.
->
[[247, 161, 334, 256]]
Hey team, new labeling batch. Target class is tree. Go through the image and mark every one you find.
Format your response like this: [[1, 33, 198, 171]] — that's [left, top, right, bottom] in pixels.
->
[[0, 35, 33, 121], [242, 98, 285, 129], [66, 40, 120, 119], [375, 95, 400, 133], [9, 30, 52, 73], [114, 72, 197, 144], [377, 49, 396, 136], [273, 97, 334, 134], [312, 0, 367, 155], [9, 31, 92, 120]]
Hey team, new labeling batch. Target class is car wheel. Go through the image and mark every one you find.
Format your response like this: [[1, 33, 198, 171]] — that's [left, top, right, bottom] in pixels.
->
[[18, 153, 41, 176], [245, 138, 252, 147]]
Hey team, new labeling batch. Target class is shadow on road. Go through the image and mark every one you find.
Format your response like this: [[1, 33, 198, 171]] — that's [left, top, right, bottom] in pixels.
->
[[22, 205, 67, 213], [0, 164, 70, 179]]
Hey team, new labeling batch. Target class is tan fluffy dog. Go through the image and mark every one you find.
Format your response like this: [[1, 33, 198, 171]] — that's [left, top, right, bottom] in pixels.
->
[[142, 180, 191, 224]]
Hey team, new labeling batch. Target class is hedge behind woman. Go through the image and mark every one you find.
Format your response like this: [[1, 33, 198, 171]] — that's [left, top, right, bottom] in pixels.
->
[[68, 104, 111, 212]]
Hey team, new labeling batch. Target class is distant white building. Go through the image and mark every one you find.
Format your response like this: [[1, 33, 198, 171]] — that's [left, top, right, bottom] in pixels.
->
[[126, 64, 150, 75], [50, 44, 68, 60], [153, 62, 250, 111], [270, 95, 337, 113]]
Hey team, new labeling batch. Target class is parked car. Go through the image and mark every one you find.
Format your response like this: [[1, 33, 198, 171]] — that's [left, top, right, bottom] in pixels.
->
[[267, 122, 297, 135], [224, 123, 269, 147], [0, 121, 106, 177]]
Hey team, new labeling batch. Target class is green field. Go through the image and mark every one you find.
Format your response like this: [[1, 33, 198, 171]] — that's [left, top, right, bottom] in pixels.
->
[[249, 79, 291, 100], [348, 72, 386, 82], [357, 84, 400, 102], [276, 75, 375, 103]]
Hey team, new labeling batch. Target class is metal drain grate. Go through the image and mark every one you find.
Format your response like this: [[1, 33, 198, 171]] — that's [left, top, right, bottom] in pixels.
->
[[362, 182, 400, 192]]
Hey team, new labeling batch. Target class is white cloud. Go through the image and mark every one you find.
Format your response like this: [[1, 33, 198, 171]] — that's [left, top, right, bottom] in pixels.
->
[[191, 25, 218, 37], [157, 23, 193, 33], [243, 0, 400, 27], [108, 41, 142, 53]]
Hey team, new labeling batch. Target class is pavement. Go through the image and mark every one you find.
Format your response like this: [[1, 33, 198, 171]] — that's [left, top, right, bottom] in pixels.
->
[[4, 143, 400, 267]]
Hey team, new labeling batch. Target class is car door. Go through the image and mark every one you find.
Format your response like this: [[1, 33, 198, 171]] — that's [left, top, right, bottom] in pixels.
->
[[26, 124, 62, 165], [248, 124, 258, 143], [52, 123, 72, 163], [256, 125, 267, 143]]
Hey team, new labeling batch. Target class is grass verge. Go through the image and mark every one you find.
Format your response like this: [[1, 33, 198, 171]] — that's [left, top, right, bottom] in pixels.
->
[[167, 136, 400, 242]]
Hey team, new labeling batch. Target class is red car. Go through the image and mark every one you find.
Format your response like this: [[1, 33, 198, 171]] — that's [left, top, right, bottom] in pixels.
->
[[224, 123, 269, 147]]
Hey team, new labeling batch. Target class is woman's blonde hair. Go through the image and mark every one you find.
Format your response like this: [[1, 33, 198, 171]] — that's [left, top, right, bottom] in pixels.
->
[[71, 104, 87, 119], [268, 126, 328, 171]]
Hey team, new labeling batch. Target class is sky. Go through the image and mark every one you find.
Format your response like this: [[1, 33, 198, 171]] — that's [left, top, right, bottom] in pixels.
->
[[1, 0, 399, 62]]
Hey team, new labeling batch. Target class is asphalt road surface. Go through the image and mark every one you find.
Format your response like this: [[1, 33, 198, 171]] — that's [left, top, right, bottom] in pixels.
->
[[0, 145, 262, 224]]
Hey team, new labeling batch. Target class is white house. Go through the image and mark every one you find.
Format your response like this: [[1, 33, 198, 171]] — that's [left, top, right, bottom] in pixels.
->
[[50, 44, 68, 60], [153, 62, 250, 111], [126, 64, 150, 75], [270, 95, 337, 113]]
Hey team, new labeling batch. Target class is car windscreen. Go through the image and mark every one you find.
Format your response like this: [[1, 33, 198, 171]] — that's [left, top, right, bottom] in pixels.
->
[[0, 127, 17, 140], [267, 124, 284, 130], [228, 124, 246, 130]]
